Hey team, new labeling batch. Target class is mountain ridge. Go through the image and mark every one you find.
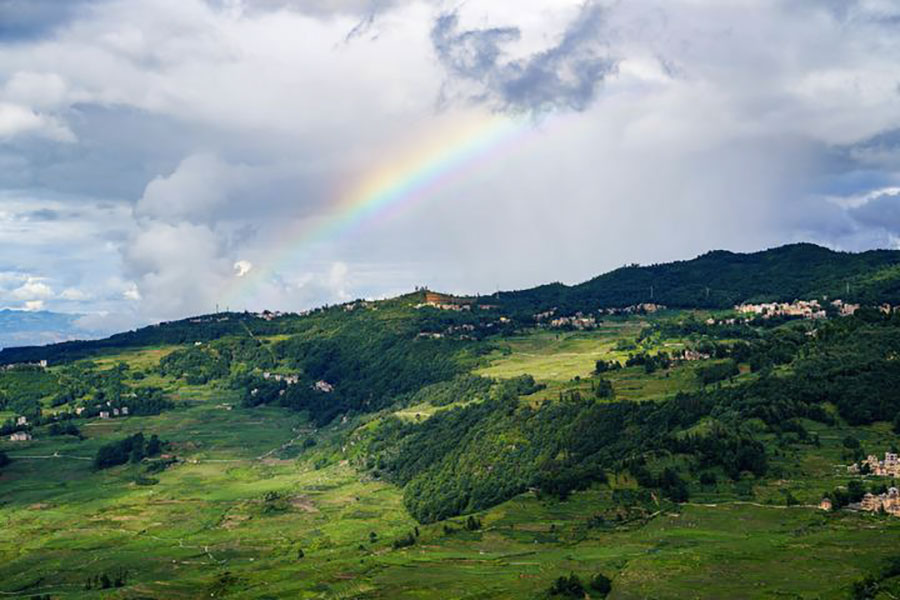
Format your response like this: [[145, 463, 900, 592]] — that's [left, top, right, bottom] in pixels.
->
[[3, 242, 900, 365]]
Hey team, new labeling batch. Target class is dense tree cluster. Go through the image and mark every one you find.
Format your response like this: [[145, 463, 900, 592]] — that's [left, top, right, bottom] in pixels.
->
[[402, 374, 495, 408], [93, 433, 163, 470]]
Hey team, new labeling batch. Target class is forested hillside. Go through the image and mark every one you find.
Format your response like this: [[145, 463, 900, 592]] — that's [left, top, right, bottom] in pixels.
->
[[494, 243, 900, 314]]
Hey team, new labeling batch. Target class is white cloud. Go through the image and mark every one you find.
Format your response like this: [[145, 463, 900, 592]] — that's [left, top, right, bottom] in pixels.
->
[[2, 71, 69, 109], [123, 282, 141, 301], [0, 102, 74, 141], [23, 299, 45, 311], [60, 287, 91, 301], [11, 277, 53, 300], [233, 259, 252, 277], [136, 153, 235, 223]]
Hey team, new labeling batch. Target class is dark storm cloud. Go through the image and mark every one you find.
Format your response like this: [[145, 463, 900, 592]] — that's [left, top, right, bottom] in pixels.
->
[[0, 0, 103, 41], [850, 191, 900, 231], [431, 2, 617, 112]]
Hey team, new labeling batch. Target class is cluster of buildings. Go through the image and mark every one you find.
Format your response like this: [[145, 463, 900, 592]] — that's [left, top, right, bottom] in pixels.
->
[[187, 315, 231, 324], [8, 416, 32, 441], [98, 407, 129, 419], [416, 292, 474, 312], [680, 349, 711, 361], [71, 401, 130, 419], [313, 380, 334, 393], [857, 488, 900, 516], [262, 372, 300, 385], [548, 314, 597, 330], [533, 308, 598, 330], [704, 317, 739, 326], [417, 332, 444, 339], [416, 291, 498, 312], [824, 486, 900, 517], [1, 360, 48, 371], [599, 303, 667, 316], [849, 452, 900, 477], [343, 301, 374, 312], [830, 299, 861, 316], [254, 310, 286, 321], [417, 323, 479, 340], [735, 299, 827, 319]]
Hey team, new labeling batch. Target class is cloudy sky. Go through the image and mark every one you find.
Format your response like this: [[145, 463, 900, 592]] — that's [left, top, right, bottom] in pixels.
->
[[1, 0, 899, 333]]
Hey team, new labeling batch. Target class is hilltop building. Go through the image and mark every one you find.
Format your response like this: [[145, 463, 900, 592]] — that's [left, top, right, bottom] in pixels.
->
[[417, 291, 474, 311], [9, 431, 31, 442]]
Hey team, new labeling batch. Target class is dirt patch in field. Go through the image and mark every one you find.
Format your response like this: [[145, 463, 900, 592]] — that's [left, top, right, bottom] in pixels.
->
[[220, 513, 250, 530], [27, 503, 51, 510], [290, 496, 319, 513]]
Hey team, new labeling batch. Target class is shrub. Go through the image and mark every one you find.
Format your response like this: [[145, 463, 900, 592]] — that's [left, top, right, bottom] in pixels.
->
[[392, 532, 416, 549]]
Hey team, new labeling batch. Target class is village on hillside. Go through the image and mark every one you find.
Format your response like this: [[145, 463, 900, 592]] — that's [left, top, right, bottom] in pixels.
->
[[821, 453, 900, 517]]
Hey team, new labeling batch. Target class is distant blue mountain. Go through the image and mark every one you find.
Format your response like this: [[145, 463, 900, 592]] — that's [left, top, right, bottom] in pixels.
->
[[0, 309, 96, 350]]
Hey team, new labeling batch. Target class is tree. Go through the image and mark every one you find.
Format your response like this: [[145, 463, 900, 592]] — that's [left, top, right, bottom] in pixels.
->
[[893, 412, 900, 435], [549, 573, 585, 598], [594, 378, 614, 399], [848, 479, 866, 503], [590, 572, 612, 596], [659, 468, 689, 502], [146, 434, 162, 456], [843, 435, 861, 450]]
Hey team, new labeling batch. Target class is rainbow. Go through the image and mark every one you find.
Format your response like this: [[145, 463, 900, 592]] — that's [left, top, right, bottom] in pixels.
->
[[224, 112, 531, 309]]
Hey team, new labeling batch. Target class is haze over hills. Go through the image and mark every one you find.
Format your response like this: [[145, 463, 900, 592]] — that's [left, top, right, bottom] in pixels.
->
[[0, 309, 99, 351]]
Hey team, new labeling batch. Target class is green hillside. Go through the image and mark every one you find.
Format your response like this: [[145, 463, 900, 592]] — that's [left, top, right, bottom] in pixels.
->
[[495, 243, 900, 313], [2, 245, 900, 598]]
